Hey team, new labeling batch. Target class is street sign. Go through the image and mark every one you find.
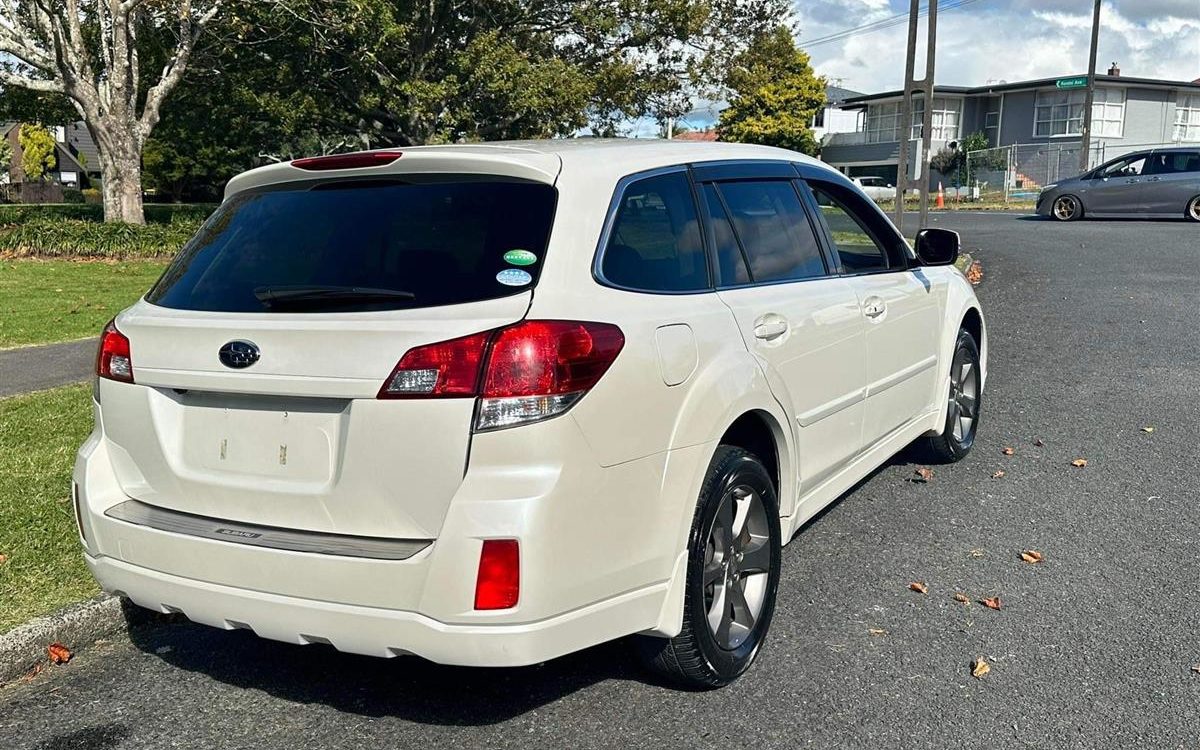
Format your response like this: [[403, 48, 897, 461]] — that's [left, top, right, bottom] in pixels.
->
[[1056, 76, 1088, 89]]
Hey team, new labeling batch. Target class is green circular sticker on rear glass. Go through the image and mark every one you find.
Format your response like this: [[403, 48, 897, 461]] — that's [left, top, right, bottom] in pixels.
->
[[503, 249, 538, 266]]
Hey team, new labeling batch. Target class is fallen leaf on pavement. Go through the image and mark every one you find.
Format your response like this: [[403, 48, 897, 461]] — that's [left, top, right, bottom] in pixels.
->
[[909, 581, 929, 594], [1020, 550, 1044, 564], [954, 593, 970, 604], [47, 643, 72, 664], [971, 658, 991, 678], [1192, 665, 1200, 674], [1001, 447, 1014, 456], [1033, 438, 1045, 447], [1071, 458, 1088, 468], [992, 470, 1006, 479], [1142, 426, 1155, 433], [969, 548, 984, 558], [981, 596, 1002, 611], [868, 628, 887, 636], [913, 467, 934, 483]]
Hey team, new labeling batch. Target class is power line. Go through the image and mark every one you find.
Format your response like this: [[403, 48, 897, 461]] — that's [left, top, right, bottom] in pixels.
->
[[800, 0, 987, 48]]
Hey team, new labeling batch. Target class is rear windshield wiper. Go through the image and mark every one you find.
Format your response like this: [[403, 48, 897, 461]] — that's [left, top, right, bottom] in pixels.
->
[[254, 285, 416, 308]]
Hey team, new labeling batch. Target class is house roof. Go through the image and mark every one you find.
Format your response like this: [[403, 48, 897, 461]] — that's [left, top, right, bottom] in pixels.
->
[[672, 130, 717, 142], [839, 74, 1200, 108], [62, 122, 100, 173], [825, 85, 864, 105]]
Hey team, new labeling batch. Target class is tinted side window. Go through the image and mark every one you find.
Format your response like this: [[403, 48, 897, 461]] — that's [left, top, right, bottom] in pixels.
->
[[701, 184, 750, 286], [602, 172, 708, 292], [716, 180, 826, 283], [1148, 152, 1200, 174], [808, 181, 891, 274]]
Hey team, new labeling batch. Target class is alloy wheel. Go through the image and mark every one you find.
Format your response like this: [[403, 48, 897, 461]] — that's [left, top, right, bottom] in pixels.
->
[[1053, 196, 1078, 221], [703, 485, 772, 650], [948, 346, 980, 443], [1188, 197, 1200, 222]]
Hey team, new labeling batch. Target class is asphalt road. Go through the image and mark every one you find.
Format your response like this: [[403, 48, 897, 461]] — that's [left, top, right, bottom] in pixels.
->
[[0, 338, 96, 398], [4, 213, 1200, 749]]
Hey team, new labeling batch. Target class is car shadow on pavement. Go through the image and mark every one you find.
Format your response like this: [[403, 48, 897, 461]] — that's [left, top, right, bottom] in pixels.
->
[[126, 617, 651, 725]]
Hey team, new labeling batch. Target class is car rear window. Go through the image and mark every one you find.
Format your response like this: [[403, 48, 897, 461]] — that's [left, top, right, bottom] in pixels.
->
[[147, 178, 557, 313]]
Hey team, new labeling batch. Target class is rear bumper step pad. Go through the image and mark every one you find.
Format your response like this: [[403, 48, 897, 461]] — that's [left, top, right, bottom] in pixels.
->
[[105, 499, 431, 561]]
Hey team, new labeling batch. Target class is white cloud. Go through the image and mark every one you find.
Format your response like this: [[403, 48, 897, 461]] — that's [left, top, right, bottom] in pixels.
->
[[796, 0, 1200, 93]]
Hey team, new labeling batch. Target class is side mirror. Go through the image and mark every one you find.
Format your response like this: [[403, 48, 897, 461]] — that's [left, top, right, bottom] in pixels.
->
[[915, 228, 960, 266]]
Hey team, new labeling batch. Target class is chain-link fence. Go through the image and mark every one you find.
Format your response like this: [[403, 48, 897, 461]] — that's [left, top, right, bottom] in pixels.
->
[[964, 143, 1101, 202], [964, 141, 1198, 203]]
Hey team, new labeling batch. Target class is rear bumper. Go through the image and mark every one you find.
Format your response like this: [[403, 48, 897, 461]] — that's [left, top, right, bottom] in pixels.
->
[[75, 393, 710, 667], [87, 553, 670, 667]]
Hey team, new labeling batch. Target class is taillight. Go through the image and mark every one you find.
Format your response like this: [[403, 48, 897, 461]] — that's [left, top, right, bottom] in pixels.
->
[[476, 320, 624, 431], [377, 320, 624, 431], [377, 330, 490, 398], [291, 151, 402, 171], [474, 539, 520, 610], [96, 319, 133, 383]]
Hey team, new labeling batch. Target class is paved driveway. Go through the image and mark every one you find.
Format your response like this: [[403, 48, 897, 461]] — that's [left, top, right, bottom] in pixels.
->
[[3, 213, 1199, 749]]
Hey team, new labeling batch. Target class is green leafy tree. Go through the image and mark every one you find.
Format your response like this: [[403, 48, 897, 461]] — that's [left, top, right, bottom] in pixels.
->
[[268, 0, 791, 146], [17, 124, 56, 181], [141, 0, 793, 198], [0, 138, 10, 174], [717, 27, 825, 155], [0, 1, 228, 223]]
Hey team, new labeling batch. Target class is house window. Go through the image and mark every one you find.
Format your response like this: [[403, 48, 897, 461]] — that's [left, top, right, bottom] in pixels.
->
[[1174, 92, 1200, 141], [1034, 87, 1124, 138], [812, 108, 826, 129], [865, 102, 901, 143], [911, 98, 962, 141]]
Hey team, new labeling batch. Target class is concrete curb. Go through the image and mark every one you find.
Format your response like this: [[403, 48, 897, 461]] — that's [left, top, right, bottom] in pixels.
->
[[0, 594, 124, 685]]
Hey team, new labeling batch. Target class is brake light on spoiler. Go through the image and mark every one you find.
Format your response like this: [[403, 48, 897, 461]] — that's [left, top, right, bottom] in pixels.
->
[[378, 320, 625, 431], [291, 151, 403, 171]]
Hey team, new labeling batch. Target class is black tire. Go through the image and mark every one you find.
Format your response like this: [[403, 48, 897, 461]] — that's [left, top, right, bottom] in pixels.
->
[[1051, 194, 1083, 222], [921, 328, 982, 463], [1186, 195, 1200, 223], [635, 446, 781, 689]]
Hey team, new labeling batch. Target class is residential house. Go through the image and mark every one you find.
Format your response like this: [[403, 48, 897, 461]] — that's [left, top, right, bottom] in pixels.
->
[[820, 66, 1200, 190], [1, 121, 102, 188], [812, 84, 864, 143]]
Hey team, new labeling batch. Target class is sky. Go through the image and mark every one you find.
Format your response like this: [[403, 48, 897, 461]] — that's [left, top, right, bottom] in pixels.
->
[[663, 0, 1200, 133]]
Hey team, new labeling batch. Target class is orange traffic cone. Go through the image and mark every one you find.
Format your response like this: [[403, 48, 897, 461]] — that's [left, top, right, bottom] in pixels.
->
[[936, 182, 945, 209]]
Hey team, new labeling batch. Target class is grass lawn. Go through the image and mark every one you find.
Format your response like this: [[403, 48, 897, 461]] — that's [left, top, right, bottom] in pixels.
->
[[0, 383, 98, 633], [0, 259, 166, 349]]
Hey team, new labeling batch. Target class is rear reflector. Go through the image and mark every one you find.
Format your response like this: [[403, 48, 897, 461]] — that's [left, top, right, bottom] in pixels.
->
[[474, 539, 520, 610], [96, 319, 133, 383], [291, 151, 402, 171]]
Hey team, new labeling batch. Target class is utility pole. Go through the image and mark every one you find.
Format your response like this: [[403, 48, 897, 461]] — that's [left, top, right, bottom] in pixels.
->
[[1079, 0, 1102, 172], [894, 0, 939, 235]]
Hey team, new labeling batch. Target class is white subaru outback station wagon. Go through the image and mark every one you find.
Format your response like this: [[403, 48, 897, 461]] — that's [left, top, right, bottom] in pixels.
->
[[75, 140, 985, 688]]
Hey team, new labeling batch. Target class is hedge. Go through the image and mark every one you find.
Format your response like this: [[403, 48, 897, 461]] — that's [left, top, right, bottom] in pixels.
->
[[0, 202, 216, 226], [0, 217, 202, 259]]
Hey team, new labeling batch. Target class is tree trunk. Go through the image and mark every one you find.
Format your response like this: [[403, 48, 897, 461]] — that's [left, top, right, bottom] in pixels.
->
[[94, 127, 146, 225]]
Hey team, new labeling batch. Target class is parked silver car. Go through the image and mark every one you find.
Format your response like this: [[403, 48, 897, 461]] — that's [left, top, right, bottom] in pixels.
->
[[1036, 147, 1200, 222]]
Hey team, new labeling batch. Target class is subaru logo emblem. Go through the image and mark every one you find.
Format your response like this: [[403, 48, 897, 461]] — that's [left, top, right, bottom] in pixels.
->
[[218, 340, 260, 369]]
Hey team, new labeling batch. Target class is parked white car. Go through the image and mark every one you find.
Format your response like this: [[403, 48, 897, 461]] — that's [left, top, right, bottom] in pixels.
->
[[851, 175, 898, 201], [75, 140, 986, 688]]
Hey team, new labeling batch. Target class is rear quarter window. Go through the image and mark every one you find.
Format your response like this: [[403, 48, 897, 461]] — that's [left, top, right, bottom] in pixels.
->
[[147, 178, 557, 313], [599, 171, 709, 292]]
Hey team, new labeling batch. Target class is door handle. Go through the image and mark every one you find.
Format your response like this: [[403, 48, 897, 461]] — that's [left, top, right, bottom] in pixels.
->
[[753, 315, 789, 340], [863, 297, 886, 319]]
